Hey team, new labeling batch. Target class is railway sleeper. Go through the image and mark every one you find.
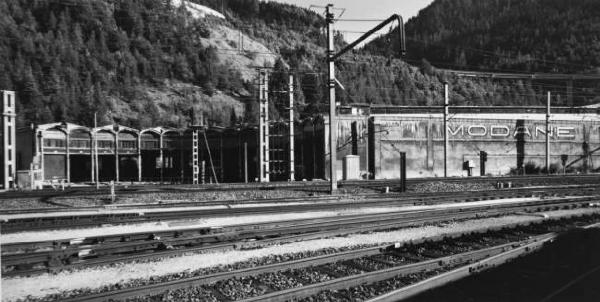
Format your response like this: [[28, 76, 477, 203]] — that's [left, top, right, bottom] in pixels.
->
[[12, 262, 40, 272], [387, 251, 428, 263], [368, 256, 398, 267], [341, 259, 373, 272], [313, 265, 349, 279], [206, 286, 234, 302]]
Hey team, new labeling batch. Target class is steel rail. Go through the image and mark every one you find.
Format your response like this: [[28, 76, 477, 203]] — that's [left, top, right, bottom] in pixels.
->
[[364, 235, 553, 302], [0, 184, 580, 215], [2, 194, 594, 253], [4, 182, 599, 215], [240, 235, 553, 302], [0, 210, 492, 273], [1, 174, 599, 201], [3, 185, 599, 233], [3, 196, 597, 277], [58, 216, 597, 302]]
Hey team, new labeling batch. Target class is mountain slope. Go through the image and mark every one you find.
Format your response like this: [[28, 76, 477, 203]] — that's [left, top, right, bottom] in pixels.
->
[[366, 0, 600, 73], [0, 0, 333, 128], [0, 0, 264, 128], [5, 0, 595, 130], [363, 0, 600, 107]]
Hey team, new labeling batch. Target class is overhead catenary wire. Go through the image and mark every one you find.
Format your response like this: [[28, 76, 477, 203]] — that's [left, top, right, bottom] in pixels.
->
[[334, 27, 598, 72], [334, 19, 388, 22], [403, 37, 597, 71]]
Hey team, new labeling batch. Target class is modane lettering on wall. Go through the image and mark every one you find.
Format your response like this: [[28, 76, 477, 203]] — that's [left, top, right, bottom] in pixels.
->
[[376, 121, 577, 139], [448, 125, 575, 138]]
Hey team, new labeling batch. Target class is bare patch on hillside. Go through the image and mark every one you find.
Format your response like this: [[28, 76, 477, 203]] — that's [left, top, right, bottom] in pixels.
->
[[107, 81, 244, 129], [201, 24, 278, 81]]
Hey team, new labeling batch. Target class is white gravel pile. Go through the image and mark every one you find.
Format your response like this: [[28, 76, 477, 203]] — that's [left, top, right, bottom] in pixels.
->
[[3, 207, 600, 302]]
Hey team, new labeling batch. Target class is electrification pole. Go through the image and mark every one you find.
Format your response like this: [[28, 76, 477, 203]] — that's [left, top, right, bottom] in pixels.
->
[[546, 91, 551, 175], [289, 74, 295, 181], [324, 4, 406, 194], [326, 4, 337, 193], [94, 112, 99, 189], [443, 83, 449, 178], [192, 127, 200, 185], [91, 112, 96, 184], [258, 70, 270, 182]]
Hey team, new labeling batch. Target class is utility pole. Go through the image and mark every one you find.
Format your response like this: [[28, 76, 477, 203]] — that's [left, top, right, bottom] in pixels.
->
[[159, 131, 164, 184], [91, 113, 96, 184], [244, 142, 248, 183], [443, 83, 449, 178], [289, 74, 295, 181], [114, 125, 119, 183], [94, 112, 99, 189], [326, 4, 337, 193], [546, 91, 551, 175]]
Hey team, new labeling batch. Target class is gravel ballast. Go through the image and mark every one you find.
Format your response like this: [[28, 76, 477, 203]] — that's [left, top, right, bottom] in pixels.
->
[[3, 207, 600, 302], [2, 197, 541, 243]]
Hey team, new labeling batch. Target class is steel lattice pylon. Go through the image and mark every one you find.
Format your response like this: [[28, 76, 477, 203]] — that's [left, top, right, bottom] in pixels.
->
[[192, 129, 199, 184]]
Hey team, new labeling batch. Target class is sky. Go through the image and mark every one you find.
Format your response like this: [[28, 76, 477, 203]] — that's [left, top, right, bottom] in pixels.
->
[[271, 0, 435, 43]]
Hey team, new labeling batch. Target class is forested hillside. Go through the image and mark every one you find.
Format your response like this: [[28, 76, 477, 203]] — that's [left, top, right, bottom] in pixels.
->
[[363, 0, 600, 107], [367, 0, 600, 73], [195, 0, 545, 109], [2, 0, 598, 129], [0, 0, 257, 127]]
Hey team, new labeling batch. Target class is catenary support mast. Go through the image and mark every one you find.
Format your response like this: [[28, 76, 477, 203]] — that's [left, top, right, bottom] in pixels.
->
[[258, 70, 270, 182], [443, 83, 449, 178], [546, 91, 551, 174], [325, 4, 406, 193], [289, 74, 295, 181], [326, 4, 337, 193]]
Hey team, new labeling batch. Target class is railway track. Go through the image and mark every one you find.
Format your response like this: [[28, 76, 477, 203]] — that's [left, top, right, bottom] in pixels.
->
[[2, 195, 597, 278], [2, 184, 600, 233], [1, 174, 599, 201], [38, 214, 600, 302]]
